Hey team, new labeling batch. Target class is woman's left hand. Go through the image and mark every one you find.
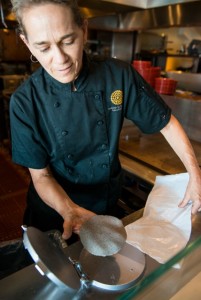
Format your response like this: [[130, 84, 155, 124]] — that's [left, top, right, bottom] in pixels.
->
[[179, 172, 201, 214]]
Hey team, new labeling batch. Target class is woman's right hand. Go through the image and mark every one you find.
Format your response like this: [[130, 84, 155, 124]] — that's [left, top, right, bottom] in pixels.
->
[[62, 204, 96, 240]]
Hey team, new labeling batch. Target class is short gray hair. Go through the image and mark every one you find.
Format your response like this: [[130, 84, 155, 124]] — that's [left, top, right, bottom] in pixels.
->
[[11, 0, 84, 37]]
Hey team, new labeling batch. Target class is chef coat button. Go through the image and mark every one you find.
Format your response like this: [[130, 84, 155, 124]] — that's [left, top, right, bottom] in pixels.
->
[[97, 120, 104, 126], [67, 167, 73, 174], [62, 130, 68, 136], [67, 154, 73, 159], [95, 94, 100, 100], [54, 102, 60, 108], [102, 164, 108, 169]]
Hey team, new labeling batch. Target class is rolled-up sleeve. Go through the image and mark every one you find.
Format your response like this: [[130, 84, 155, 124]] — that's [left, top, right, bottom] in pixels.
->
[[124, 67, 171, 134]]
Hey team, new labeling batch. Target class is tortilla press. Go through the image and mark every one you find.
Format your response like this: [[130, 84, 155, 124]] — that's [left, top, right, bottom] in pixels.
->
[[22, 225, 146, 295]]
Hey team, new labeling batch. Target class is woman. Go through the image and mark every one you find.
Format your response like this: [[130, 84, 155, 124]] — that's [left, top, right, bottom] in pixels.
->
[[10, 0, 201, 241]]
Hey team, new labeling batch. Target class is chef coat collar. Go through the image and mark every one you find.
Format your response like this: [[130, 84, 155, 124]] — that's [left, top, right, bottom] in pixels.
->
[[43, 51, 89, 92]]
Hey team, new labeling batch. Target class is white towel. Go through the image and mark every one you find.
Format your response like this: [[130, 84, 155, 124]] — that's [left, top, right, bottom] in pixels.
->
[[125, 173, 192, 264]]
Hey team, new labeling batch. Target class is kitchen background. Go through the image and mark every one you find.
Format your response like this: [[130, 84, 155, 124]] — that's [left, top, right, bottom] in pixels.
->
[[0, 0, 201, 141], [1, 2, 201, 296], [1, 0, 201, 239]]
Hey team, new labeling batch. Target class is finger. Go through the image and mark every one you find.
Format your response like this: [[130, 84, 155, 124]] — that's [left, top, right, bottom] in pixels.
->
[[72, 222, 85, 235], [178, 198, 190, 208], [73, 227, 80, 235], [191, 202, 201, 214], [62, 221, 73, 240]]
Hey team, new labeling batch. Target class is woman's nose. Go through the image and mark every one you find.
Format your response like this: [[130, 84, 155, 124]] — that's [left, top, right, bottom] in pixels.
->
[[53, 46, 68, 64]]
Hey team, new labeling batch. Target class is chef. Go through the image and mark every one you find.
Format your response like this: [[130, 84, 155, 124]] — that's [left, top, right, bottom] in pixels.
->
[[10, 0, 201, 242]]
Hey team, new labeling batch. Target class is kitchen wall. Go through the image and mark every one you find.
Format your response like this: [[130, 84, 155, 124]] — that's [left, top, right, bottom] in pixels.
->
[[142, 27, 201, 54], [87, 26, 201, 68], [136, 26, 201, 72]]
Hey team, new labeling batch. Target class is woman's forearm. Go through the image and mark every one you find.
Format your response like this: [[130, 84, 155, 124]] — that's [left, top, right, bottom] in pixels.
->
[[28, 166, 95, 238], [28, 167, 78, 219], [160, 114, 200, 176], [160, 114, 201, 213]]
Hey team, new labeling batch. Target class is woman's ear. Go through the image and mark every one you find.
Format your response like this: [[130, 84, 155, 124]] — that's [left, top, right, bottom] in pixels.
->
[[20, 34, 28, 46], [20, 34, 32, 53]]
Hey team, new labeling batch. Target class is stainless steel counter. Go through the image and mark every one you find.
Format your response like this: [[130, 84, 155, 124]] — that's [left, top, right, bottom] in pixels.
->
[[1, 210, 201, 300], [119, 127, 201, 185], [119, 94, 201, 185]]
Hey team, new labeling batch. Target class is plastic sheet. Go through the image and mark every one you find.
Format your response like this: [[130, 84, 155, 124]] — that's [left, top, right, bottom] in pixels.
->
[[125, 173, 192, 264]]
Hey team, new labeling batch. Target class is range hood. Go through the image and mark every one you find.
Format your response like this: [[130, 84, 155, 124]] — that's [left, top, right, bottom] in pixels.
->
[[83, 0, 201, 30], [1, 0, 201, 29], [97, 0, 199, 9], [78, 0, 200, 17]]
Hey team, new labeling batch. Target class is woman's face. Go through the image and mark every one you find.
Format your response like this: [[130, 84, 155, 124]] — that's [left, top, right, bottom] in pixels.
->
[[21, 3, 87, 83]]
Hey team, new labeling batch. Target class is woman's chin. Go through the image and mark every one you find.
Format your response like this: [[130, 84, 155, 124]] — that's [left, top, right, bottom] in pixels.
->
[[51, 71, 74, 84]]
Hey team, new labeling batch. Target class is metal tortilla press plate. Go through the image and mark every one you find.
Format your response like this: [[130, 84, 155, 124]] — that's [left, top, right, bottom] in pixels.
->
[[23, 226, 81, 291], [23, 227, 145, 292], [79, 242, 146, 291]]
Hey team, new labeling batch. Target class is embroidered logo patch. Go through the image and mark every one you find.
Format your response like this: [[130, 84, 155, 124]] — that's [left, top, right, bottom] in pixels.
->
[[111, 90, 123, 105]]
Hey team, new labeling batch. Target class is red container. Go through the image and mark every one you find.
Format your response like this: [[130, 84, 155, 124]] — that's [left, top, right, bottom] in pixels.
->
[[155, 77, 177, 95], [132, 61, 161, 88], [149, 67, 161, 77], [132, 60, 152, 69], [136, 66, 161, 87], [138, 67, 161, 77]]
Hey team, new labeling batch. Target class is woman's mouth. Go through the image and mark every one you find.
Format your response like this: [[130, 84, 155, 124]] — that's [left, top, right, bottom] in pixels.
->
[[58, 64, 73, 72], [51, 62, 78, 83]]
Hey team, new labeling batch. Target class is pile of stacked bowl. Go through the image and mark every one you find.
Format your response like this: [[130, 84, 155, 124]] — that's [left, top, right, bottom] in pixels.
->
[[154, 77, 177, 95], [132, 60, 161, 88], [132, 60, 177, 95]]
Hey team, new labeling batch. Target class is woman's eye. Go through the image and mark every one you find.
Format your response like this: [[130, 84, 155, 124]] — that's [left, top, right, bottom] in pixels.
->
[[63, 39, 74, 46], [40, 48, 49, 53]]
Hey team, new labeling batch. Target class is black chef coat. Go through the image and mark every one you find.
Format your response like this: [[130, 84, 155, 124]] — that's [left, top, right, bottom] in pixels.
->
[[10, 53, 171, 228]]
